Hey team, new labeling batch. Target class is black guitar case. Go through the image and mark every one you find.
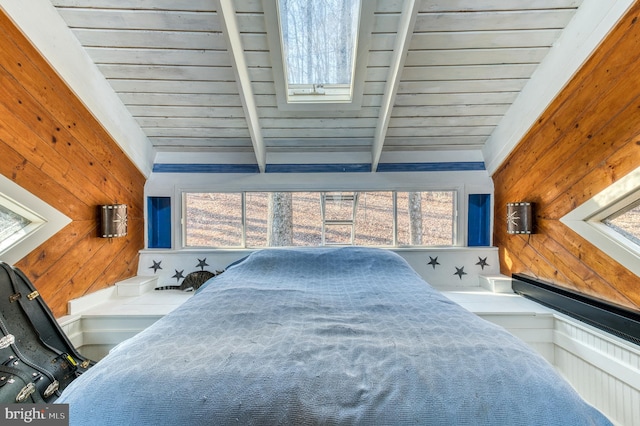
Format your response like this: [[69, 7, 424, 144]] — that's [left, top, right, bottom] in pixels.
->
[[0, 262, 93, 403]]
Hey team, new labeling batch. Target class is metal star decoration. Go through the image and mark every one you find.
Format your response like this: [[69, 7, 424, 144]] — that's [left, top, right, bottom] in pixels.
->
[[507, 209, 520, 228], [427, 256, 440, 269], [149, 260, 162, 273], [476, 257, 489, 270], [454, 266, 467, 280], [172, 269, 185, 282], [196, 258, 209, 271], [114, 210, 127, 234]]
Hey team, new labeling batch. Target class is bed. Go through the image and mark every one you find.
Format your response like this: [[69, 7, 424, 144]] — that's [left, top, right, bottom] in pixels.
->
[[57, 247, 610, 425]]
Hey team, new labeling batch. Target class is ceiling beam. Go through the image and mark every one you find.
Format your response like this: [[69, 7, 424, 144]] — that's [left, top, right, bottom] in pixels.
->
[[371, 0, 420, 172], [215, 0, 266, 173]]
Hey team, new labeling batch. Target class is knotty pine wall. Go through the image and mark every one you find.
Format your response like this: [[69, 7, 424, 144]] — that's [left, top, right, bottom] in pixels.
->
[[0, 11, 145, 317], [493, 3, 640, 311]]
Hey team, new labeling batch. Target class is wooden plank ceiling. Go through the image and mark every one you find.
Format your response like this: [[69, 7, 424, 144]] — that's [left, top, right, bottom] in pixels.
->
[[49, 0, 584, 169]]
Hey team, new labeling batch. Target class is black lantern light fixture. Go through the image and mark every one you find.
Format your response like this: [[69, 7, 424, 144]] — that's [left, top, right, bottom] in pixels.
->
[[100, 204, 128, 238], [506, 202, 534, 234]]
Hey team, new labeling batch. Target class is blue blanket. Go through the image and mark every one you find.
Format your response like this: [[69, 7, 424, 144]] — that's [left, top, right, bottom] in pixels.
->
[[57, 247, 610, 425]]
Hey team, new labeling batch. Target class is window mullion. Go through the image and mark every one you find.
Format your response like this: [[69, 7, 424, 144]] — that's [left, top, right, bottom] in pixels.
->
[[393, 192, 398, 247], [242, 192, 247, 248]]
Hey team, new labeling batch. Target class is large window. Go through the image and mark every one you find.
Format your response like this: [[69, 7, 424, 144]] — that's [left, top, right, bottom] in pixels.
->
[[397, 191, 455, 246], [0, 175, 71, 264], [353, 192, 394, 246], [245, 192, 324, 246], [183, 191, 456, 248], [0, 202, 34, 253]]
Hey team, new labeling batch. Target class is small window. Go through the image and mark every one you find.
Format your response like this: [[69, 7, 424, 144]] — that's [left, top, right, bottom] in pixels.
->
[[184, 193, 243, 247], [603, 200, 640, 247], [0, 203, 33, 253], [354, 192, 394, 246], [277, 0, 361, 103], [0, 192, 49, 257], [246, 192, 324, 247], [397, 191, 456, 246]]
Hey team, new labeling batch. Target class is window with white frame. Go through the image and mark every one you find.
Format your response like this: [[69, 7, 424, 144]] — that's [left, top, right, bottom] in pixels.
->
[[0, 174, 71, 264], [183, 191, 456, 248], [277, 0, 361, 104], [561, 167, 640, 277]]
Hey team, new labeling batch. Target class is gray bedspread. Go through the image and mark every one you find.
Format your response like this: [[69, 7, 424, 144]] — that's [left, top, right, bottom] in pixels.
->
[[57, 247, 611, 425]]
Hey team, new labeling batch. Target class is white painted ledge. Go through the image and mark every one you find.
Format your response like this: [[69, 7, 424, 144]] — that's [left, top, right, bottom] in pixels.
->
[[478, 274, 513, 293], [115, 276, 158, 297]]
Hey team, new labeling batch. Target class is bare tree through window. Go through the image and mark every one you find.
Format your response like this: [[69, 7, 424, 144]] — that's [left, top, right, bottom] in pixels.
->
[[184, 191, 455, 248], [279, 0, 359, 86]]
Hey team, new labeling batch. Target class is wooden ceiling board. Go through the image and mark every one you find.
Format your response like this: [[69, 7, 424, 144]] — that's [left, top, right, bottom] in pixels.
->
[[46, 0, 586, 159]]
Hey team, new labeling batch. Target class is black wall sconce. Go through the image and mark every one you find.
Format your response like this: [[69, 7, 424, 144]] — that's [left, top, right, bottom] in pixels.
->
[[506, 202, 534, 234], [99, 204, 128, 238]]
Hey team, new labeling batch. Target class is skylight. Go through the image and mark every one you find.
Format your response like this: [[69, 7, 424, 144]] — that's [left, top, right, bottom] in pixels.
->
[[277, 0, 361, 103]]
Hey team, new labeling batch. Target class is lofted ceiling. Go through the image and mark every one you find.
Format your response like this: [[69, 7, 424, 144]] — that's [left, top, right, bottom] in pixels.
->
[[11, 0, 615, 174]]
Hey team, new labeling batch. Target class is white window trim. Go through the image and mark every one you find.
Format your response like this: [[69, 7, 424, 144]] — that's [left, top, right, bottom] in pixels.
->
[[181, 190, 459, 249], [0, 174, 71, 265], [287, 83, 354, 104], [560, 166, 640, 277], [0, 194, 44, 253], [277, 0, 360, 104]]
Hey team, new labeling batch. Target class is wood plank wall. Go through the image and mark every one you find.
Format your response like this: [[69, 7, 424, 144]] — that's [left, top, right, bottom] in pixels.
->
[[0, 10, 145, 317], [493, 3, 640, 311]]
